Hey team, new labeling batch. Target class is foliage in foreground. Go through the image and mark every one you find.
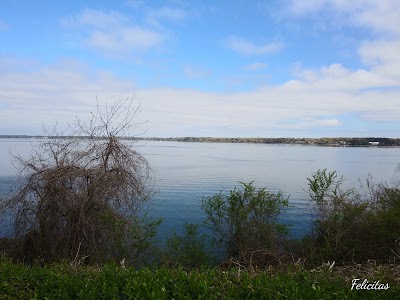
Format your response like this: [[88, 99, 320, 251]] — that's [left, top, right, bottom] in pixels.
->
[[0, 99, 160, 266], [2, 168, 400, 270], [202, 182, 290, 268], [164, 223, 213, 268], [1, 258, 399, 300], [305, 168, 400, 265]]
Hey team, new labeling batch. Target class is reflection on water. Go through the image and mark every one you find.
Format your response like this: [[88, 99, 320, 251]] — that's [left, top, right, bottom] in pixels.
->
[[1, 139, 399, 240]]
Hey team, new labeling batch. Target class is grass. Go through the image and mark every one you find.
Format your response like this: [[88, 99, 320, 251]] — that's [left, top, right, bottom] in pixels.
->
[[1, 258, 399, 299]]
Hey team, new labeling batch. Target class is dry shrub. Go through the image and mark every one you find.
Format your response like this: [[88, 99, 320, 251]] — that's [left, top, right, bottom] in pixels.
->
[[1, 99, 157, 265]]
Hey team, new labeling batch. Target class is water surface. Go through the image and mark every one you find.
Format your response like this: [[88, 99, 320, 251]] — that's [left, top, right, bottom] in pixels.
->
[[1, 139, 399, 239]]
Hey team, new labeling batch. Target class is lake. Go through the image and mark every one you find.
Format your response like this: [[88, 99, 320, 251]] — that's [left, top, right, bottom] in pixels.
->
[[1, 139, 400, 240]]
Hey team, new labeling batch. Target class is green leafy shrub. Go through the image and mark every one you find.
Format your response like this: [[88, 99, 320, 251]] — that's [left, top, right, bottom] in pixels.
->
[[202, 181, 290, 267], [363, 181, 400, 262], [306, 169, 400, 264], [164, 223, 213, 268]]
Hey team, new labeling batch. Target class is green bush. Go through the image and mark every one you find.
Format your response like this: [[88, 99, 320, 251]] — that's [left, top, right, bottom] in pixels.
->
[[164, 223, 213, 268], [202, 181, 290, 267], [306, 169, 400, 264], [364, 183, 400, 261]]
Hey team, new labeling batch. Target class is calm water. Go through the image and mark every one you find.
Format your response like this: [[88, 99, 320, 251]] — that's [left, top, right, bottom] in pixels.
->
[[1, 139, 400, 239]]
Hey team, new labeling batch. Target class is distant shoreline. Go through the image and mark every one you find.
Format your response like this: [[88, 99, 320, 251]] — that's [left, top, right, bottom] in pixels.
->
[[1, 135, 399, 147]]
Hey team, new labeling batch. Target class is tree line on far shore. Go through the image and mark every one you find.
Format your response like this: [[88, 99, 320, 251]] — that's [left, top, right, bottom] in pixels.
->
[[139, 136, 400, 146], [1, 135, 400, 146]]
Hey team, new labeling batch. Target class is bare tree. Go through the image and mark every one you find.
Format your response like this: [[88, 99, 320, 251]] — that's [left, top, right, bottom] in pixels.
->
[[3, 98, 159, 264]]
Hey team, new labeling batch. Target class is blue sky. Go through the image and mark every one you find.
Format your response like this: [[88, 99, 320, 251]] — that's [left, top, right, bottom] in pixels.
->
[[1, 0, 399, 137]]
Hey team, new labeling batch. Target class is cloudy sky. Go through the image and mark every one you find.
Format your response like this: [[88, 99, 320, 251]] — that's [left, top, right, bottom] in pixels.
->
[[1, 0, 399, 137]]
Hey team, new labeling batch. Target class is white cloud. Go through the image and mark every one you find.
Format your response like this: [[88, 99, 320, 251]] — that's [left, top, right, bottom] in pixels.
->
[[62, 9, 165, 56], [290, 63, 398, 93], [358, 40, 400, 79], [245, 62, 267, 71], [226, 36, 283, 56], [284, 0, 400, 95], [125, 0, 145, 9], [278, 118, 342, 129], [183, 66, 210, 78], [86, 27, 163, 52], [286, 0, 400, 36], [1, 58, 399, 137], [0, 58, 140, 134], [287, 0, 371, 16], [286, 0, 329, 14], [315, 118, 341, 126], [67, 9, 127, 28], [145, 7, 187, 27], [124, 1, 188, 29], [293, 63, 351, 81]]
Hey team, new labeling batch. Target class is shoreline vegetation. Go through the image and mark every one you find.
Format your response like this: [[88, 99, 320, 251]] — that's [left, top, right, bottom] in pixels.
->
[[1, 100, 398, 298], [1, 135, 400, 146], [1, 169, 400, 299], [1, 258, 399, 299]]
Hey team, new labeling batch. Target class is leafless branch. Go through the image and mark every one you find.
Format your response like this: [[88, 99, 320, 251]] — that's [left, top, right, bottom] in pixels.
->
[[2, 98, 156, 265]]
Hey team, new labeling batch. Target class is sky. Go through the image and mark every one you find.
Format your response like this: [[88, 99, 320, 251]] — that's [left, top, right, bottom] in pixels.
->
[[0, 0, 399, 138]]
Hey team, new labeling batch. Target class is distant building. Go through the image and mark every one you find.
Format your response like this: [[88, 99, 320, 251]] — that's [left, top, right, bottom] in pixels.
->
[[369, 141, 379, 146], [339, 141, 346, 145]]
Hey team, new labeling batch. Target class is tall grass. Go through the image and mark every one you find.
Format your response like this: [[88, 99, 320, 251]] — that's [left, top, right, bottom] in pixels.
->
[[1, 257, 398, 299]]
